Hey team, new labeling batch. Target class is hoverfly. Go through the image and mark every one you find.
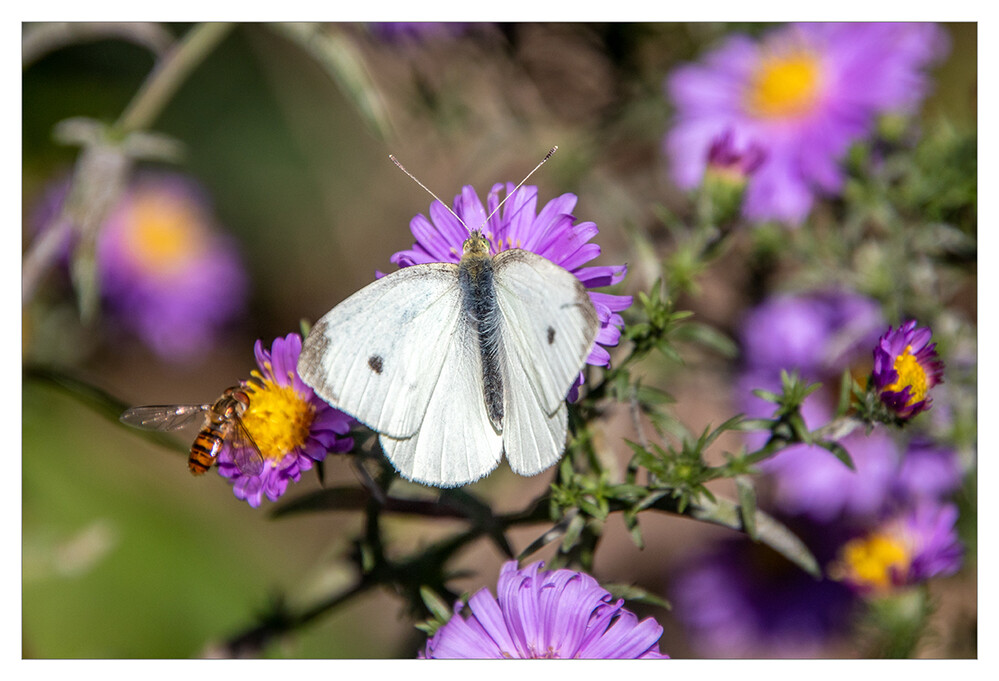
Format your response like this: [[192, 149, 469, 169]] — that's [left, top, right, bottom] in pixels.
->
[[120, 386, 265, 476]]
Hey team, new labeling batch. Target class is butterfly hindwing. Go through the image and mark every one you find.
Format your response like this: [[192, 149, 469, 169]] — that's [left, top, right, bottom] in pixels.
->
[[298, 263, 463, 440], [378, 314, 503, 487]]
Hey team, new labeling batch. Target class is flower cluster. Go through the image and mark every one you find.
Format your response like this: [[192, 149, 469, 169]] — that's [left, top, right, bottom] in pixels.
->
[[672, 290, 963, 656], [423, 561, 667, 659], [217, 333, 355, 507], [665, 22, 949, 224]]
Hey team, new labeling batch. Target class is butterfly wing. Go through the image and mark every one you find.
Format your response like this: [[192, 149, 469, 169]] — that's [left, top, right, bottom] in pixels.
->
[[298, 263, 464, 440], [492, 250, 600, 475], [378, 314, 503, 487]]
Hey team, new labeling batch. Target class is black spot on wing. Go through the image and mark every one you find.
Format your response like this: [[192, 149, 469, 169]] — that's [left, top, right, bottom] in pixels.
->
[[368, 355, 384, 374], [547, 326, 556, 345]]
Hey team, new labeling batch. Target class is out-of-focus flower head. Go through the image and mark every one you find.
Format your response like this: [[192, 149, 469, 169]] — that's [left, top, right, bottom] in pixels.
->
[[671, 533, 856, 658], [33, 171, 249, 361], [390, 183, 631, 382], [892, 438, 963, 505], [422, 560, 667, 659], [218, 333, 355, 507], [872, 320, 945, 421], [368, 22, 470, 43], [665, 22, 949, 225], [830, 502, 963, 595], [740, 289, 885, 378]]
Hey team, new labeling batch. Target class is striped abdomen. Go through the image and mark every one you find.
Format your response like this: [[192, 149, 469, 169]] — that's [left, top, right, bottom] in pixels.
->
[[189, 423, 226, 475], [187, 388, 249, 475]]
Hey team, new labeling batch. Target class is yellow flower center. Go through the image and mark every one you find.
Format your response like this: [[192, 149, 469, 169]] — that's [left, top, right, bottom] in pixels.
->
[[746, 50, 822, 119], [835, 533, 911, 592], [241, 369, 315, 461], [122, 192, 207, 275], [886, 346, 929, 406]]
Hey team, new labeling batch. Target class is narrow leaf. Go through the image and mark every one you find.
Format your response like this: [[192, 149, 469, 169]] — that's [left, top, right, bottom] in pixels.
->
[[735, 475, 759, 541], [684, 497, 820, 577]]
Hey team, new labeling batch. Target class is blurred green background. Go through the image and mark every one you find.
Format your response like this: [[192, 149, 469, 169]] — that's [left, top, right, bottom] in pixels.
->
[[21, 22, 977, 658]]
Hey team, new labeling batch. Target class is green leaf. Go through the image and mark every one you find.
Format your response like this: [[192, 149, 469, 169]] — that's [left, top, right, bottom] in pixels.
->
[[819, 440, 856, 471], [560, 513, 587, 553], [602, 582, 671, 610], [673, 321, 738, 358], [419, 586, 453, 624], [685, 497, 820, 577], [735, 475, 759, 541], [268, 23, 395, 141]]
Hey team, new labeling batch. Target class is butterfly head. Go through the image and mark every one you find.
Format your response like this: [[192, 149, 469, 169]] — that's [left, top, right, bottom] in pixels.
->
[[462, 230, 492, 259]]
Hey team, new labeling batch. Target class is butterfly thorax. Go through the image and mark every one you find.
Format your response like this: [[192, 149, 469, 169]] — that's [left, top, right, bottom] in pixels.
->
[[458, 232, 504, 431]]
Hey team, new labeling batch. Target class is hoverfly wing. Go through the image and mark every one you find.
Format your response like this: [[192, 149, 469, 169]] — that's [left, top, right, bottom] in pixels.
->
[[227, 418, 265, 477], [119, 404, 210, 431]]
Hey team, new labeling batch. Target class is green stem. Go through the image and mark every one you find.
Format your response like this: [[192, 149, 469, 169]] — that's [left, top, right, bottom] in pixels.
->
[[114, 22, 235, 136]]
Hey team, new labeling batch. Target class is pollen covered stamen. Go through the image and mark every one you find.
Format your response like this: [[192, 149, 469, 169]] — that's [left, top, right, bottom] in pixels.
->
[[241, 368, 315, 460], [746, 50, 821, 119], [886, 345, 930, 405]]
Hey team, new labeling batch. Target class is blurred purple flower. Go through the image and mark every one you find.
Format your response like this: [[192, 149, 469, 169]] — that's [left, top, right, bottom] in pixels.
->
[[368, 22, 470, 42], [32, 172, 250, 361], [872, 320, 945, 420], [893, 439, 963, 505], [665, 22, 949, 224], [831, 501, 963, 594], [391, 183, 631, 375], [217, 333, 355, 507], [422, 560, 667, 659], [740, 289, 885, 377], [671, 534, 855, 658]]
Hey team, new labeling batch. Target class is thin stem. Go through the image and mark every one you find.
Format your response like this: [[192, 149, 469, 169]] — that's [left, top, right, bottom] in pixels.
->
[[114, 22, 234, 136]]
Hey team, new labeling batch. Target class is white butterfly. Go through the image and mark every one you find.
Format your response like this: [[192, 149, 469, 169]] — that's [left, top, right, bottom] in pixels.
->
[[297, 151, 600, 488]]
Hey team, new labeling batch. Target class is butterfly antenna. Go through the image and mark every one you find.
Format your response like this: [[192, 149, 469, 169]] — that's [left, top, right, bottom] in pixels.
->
[[480, 146, 558, 229], [389, 154, 470, 232]]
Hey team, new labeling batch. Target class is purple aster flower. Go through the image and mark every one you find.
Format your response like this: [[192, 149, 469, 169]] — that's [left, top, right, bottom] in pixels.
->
[[217, 333, 355, 507], [422, 560, 667, 659], [706, 128, 767, 184], [671, 534, 856, 658], [872, 320, 945, 420], [30, 172, 249, 361], [740, 289, 885, 377], [665, 22, 949, 224], [831, 501, 963, 594], [390, 183, 631, 375]]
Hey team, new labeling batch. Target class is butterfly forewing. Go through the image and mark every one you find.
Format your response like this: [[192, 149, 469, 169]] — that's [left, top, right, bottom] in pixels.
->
[[119, 404, 210, 431], [492, 250, 600, 412], [298, 263, 465, 440]]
